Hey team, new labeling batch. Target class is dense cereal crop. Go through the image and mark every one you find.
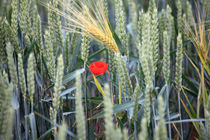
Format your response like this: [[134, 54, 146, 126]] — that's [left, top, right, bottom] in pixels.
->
[[0, 0, 209, 139]]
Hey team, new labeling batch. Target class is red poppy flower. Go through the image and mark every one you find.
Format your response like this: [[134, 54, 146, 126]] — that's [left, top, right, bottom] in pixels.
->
[[89, 61, 108, 75]]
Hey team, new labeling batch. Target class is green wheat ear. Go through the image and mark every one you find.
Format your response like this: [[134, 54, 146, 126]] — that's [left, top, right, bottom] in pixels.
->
[[11, 0, 21, 53], [25, 0, 33, 39], [115, 53, 133, 98], [166, 5, 173, 41], [48, 1, 57, 55], [177, 0, 183, 33], [0, 75, 14, 139], [53, 1, 63, 49], [70, 30, 79, 62], [148, 0, 156, 16], [150, 5, 159, 73], [115, 54, 126, 97], [115, 0, 129, 60], [0, 18, 7, 65], [175, 34, 183, 92], [53, 55, 64, 112], [81, 35, 90, 63], [20, 0, 28, 34], [48, 0, 63, 55], [18, 54, 26, 99], [6, 42, 17, 85], [19, 0, 31, 45], [159, 9, 165, 40], [44, 30, 55, 80], [108, 50, 116, 75], [32, 4, 43, 57], [27, 53, 35, 106], [4, 19, 17, 51], [139, 12, 154, 87], [11, 0, 18, 36], [162, 31, 170, 84], [137, 10, 143, 46], [75, 71, 86, 140], [4, 107, 14, 140]]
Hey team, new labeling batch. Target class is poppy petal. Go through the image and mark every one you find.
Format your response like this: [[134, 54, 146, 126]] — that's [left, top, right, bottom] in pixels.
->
[[89, 61, 108, 75]]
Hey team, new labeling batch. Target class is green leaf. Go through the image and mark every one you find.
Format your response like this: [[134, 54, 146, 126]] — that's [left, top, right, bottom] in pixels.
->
[[23, 41, 36, 65], [60, 87, 76, 97], [107, 21, 123, 53], [88, 97, 103, 104], [88, 48, 106, 60], [90, 99, 144, 119], [27, 113, 37, 140], [63, 68, 85, 84], [183, 75, 198, 97], [38, 128, 53, 140], [42, 87, 76, 102], [34, 112, 76, 138]]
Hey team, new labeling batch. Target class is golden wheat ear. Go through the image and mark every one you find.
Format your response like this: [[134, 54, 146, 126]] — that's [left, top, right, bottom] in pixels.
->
[[39, 0, 120, 54]]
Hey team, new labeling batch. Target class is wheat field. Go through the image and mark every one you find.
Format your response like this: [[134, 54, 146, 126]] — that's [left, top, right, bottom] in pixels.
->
[[0, 0, 209, 139]]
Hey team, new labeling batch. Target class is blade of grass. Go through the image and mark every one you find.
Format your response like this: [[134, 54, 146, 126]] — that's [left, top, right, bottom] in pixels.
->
[[27, 113, 37, 140], [180, 97, 201, 136]]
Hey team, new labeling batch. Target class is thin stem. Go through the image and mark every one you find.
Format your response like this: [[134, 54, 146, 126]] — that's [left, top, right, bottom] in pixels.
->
[[107, 70, 114, 104], [54, 113, 57, 138], [24, 99, 29, 140], [31, 101, 34, 113], [134, 122, 137, 140], [152, 105, 157, 127], [178, 90, 183, 140], [166, 84, 172, 140], [128, 119, 132, 135], [84, 63, 88, 134]]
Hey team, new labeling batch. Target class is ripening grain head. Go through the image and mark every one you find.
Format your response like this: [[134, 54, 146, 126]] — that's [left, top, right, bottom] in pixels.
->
[[40, 0, 120, 53]]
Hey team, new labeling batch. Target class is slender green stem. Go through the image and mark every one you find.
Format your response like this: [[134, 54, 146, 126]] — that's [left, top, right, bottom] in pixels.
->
[[166, 84, 172, 140], [31, 101, 34, 113], [178, 90, 183, 140], [24, 99, 29, 140], [152, 105, 157, 127], [84, 63, 88, 135], [134, 122, 137, 140], [54, 113, 57, 139]]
